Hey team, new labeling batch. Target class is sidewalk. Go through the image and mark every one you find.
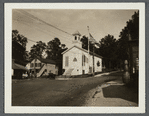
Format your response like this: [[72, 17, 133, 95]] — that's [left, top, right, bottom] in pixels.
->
[[93, 71, 120, 77], [83, 75, 138, 106]]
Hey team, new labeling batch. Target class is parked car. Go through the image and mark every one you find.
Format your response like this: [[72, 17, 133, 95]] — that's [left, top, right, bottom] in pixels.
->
[[48, 72, 56, 79]]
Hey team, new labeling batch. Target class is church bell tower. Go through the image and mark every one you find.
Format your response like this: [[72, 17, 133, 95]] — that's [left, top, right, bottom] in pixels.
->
[[72, 31, 82, 48]]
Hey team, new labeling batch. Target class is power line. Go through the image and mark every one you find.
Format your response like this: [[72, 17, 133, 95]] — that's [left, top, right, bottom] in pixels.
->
[[14, 11, 73, 43], [27, 38, 37, 43], [18, 10, 73, 36], [13, 19, 72, 44], [28, 20, 72, 41]]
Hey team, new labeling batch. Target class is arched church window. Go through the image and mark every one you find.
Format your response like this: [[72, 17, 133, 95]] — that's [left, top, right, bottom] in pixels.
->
[[75, 36, 77, 40], [78, 36, 80, 40]]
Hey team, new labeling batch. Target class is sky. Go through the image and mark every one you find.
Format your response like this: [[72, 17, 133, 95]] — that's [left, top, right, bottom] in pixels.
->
[[12, 9, 138, 51]]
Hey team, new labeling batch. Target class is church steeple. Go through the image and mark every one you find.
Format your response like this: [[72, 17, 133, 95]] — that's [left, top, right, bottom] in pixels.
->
[[72, 31, 82, 48]]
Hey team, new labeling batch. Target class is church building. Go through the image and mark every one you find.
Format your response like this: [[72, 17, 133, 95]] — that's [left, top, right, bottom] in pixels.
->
[[62, 31, 102, 76]]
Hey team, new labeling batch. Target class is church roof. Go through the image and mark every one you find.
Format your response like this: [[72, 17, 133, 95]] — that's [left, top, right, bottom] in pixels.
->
[[62, 45, 103, 59], [72, 30, 81, 36]]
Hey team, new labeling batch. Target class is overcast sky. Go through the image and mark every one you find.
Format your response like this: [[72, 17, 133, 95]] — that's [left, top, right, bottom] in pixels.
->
[[12, 9, 138, 51]]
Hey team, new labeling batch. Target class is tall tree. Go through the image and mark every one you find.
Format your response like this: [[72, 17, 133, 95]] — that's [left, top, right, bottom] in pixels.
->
[[80, 35, 96, 53], [29, 41, 46, 59], [118, 11, 139, 63], [12, 30, 29, 62], [29, 41, 46, 77], [46, 37, 67, 75], [98, 34, 118, 69], [12, 30, 29, 79], [46, 37, 62, 60], [12, 30, 28, 48]]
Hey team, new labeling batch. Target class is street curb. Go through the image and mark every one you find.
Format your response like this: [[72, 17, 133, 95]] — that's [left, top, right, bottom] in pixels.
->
[[55, 78, 73, 80], [94, 71, 120, 78], [55, 71, 121, 80]]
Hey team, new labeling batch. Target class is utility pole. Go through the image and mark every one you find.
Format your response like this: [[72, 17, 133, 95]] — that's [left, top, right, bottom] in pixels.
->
[[87, 26, 90, 74], [34, 54, 37, 78], [87, 26, 95, 76], [93, 44, 95, 76]]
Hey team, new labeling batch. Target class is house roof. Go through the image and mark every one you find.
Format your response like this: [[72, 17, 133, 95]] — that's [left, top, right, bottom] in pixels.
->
[[62, 45, 103, 59], [30, 57, 56, 64], [37, 57, 56, 64], [12, 62, 28, 71]]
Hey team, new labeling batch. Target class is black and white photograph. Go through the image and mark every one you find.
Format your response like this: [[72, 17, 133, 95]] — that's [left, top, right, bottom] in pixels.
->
[[5, 3, 145, 113]]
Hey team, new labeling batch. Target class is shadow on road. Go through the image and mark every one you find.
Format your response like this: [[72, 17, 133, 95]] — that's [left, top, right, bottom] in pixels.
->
[[102, 84, 138, 104]]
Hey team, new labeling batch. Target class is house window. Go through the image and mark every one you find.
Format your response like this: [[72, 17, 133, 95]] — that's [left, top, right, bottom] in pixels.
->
[[65, 56, 69, 67], [82, 55, 87, 66], [36, 69, 39, 73], [38, 63, 41, 67], [35, 63, 37, 67], [31, 63, 33, 67]]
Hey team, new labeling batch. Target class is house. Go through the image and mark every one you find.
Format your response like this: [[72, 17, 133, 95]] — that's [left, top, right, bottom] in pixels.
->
[[62, 31, 102, 76], [12, 40, 28, 79], [12, 59, 29, 79], [26, 57, 58, 77]]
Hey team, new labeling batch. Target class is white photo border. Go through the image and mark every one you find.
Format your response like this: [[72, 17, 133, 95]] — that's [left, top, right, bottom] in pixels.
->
[[5, 3, 145, 113]]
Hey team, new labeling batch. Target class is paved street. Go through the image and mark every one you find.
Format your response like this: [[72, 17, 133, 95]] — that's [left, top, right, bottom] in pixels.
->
[[12, 72, 138, 106]]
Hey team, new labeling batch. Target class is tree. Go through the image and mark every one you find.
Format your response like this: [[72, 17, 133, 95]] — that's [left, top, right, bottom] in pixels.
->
[[127, 11, 139, 40], [117, 11, 139, 65], [29, 41, 46, 77], [46, 37, 67, 75], [23, 51, 30, 61], [29, 41, 46, 59], [80, 36, 88, 50], [12, 30, 29, 62], [12, 30, 28, 48], [12, 30, 29, 79], [98, 34, 118, 69], [80, 35, 96, 53], [46, 38, 62, 60], [61, 44, 66, 49]]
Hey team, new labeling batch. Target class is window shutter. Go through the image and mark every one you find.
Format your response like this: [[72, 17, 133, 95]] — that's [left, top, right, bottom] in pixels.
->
[[82, 55, 83, 66], [65, 56, 69, 67], [84, 55, 85, 66], [87, 56, 88, 63]]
